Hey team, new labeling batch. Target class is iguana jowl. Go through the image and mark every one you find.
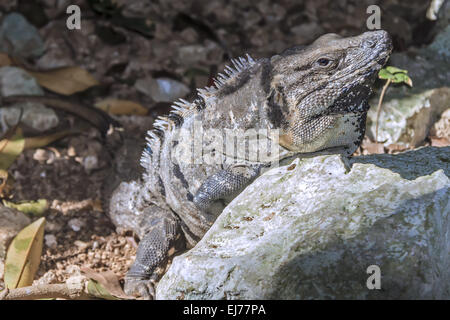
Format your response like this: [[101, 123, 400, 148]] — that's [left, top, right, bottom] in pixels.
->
[[106, 30, 392, 298]]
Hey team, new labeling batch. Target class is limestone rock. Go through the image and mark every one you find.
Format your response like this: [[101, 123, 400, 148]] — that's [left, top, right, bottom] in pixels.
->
[[156, 147, 450, 300]]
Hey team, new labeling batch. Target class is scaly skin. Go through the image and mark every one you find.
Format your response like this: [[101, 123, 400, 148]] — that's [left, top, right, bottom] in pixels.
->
[[105, 30, 392, 299]]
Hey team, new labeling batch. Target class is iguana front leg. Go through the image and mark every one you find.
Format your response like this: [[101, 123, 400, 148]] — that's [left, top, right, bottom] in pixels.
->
[[193, 164, 262, 211], [124, 206, 183, 299]]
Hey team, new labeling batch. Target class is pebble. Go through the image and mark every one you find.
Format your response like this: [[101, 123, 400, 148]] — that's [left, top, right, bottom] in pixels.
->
[[0, 67, 59, 133], [83, 155, 99, 173], [44, 234, 57, 249], [68, 218, 85, 232], [0, 13, 45, 59], [135, 77, 190, 103]]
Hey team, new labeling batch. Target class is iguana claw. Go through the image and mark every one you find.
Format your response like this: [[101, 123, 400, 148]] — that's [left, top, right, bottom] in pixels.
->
[[124, 277, 156, 300]]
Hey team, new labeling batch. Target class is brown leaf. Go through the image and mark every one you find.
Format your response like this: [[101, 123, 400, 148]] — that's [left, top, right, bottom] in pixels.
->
[[94, 98, 148, 115], [29, 67, 99, 95], [24, 130, 75, 150], [81, 267, 133, 300]]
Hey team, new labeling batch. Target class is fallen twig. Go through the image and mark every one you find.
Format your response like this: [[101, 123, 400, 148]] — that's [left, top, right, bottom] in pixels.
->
[[0, 283, 91, 300]]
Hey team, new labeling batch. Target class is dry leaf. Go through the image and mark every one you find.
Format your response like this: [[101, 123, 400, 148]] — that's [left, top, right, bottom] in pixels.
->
[[4, 217, 46, 289], [95, 98, 148, 115], [29, 67, 99, 95], [24, 130, 74, 150], [0, 127, 25, 170], [81, 267, 132, 300]]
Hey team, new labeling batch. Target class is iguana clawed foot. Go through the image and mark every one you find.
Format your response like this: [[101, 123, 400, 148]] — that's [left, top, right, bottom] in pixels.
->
[[124, 276, 156, 300]]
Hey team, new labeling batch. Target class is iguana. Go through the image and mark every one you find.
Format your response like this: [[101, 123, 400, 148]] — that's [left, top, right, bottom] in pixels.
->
[[104, 30, 392, 299]]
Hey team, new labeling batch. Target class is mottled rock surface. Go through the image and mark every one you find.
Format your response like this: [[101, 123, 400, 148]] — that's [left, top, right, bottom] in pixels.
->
[[156, 147, 450, 300]]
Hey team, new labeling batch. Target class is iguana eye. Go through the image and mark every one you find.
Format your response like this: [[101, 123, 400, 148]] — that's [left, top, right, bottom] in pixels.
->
[[316, 58, 332, 67]]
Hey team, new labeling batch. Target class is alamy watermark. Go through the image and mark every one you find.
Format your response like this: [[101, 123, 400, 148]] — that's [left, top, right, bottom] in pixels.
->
[[366, 265, 381, 290], [159, 121, 282, 168], [66, 5, 81, 30]]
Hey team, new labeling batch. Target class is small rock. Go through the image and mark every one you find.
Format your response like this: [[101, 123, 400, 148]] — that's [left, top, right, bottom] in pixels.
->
[[67, 146, 76, 157], [0, 67, 59, 133], [44, 234, 57, 249], [0, 206, 31, 260], [135, 77, 190, 103], [68, 218, 85, 232], [74, 240, 89, 251], [45, 220, 62, 233], [33, 270, 58, 286], [176, 45, 208, 66], [0, 67, 43, 96], [33, 149, 55, 164], [0, 13, 45, 59], [83, 155, 99, 173]]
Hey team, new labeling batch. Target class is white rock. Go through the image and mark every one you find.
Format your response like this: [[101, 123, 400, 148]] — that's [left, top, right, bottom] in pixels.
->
[[156, 146, 450, 299], [0, 206, 31, 260], [135, 77, 190, 103]]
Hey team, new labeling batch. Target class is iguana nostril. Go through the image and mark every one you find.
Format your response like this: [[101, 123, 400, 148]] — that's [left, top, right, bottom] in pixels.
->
[[362, 39, 376, 49], [377, 57, 387, 65]]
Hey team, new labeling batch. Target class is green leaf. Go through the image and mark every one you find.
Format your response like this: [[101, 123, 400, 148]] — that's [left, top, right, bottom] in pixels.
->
[[82, 267, 132, 300], [386, 66, 408, 74], [87, 279, 120, 300], [378, 68, 394, 80], [379, 66, 413, 87], [3, 199, 49, 217]]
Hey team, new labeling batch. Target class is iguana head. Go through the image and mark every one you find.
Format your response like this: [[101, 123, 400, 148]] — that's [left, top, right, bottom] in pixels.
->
[[268, 30, 392, 152]]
